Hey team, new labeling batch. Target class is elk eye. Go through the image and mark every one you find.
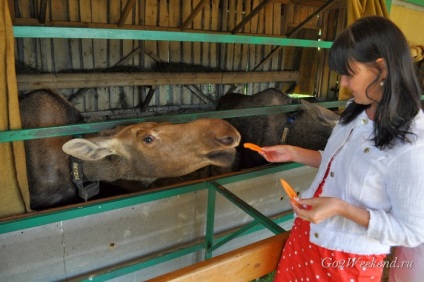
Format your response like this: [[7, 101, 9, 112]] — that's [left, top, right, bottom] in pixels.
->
[[143, 135, 155, 144]]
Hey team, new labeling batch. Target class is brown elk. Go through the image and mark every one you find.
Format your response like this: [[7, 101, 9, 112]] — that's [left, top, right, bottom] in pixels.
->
[[20, 89, 241, 210], [217, 88, 340, 169]]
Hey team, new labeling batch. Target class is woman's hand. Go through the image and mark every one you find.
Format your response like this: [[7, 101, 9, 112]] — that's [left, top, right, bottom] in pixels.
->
[[260, 145, 322, 168], [291, 197, 370, 228], [291, 197, 343, 224], [260, 145, 295, 163]]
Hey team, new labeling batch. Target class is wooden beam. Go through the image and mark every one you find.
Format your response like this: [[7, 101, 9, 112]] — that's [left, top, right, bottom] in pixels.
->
[[286, 0, 336, 37], [140, 87, 156, 112], [38, 0, 48, 25], [231, 0, 275, 34], [118, 0, 136, 27], [16, 71, 300, 91], [181, 0, 208, 31], [253, 0, 336, 71], [185, 85, 215, 104], [254, 45, 282, 71], [148, 232, 289, 282], [291, 0, 332, 7], [115, 46, 142, 66]]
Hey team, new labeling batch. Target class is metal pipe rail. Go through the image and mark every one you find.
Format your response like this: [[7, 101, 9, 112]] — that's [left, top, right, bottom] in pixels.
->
[[13, 26, 333, 48], [0, 100, 347, 143]]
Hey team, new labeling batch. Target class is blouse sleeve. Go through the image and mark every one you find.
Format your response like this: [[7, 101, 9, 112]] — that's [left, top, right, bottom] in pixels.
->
[[367, 143, 424, 247]]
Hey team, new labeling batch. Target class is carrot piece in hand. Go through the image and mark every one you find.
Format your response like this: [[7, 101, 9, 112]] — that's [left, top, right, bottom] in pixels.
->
[[243, 143, 262, 153], [280, 178, 302, 208]]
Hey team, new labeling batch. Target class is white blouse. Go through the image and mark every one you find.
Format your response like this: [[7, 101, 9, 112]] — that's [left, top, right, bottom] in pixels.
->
[[301, 109, 424, 255]]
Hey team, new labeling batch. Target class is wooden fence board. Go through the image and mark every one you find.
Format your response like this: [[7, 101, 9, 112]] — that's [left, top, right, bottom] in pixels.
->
[[210, 0, 220, 69]]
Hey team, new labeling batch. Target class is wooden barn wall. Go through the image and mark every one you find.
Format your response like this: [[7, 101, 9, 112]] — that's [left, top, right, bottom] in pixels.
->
[[11, 0, 343, 119]]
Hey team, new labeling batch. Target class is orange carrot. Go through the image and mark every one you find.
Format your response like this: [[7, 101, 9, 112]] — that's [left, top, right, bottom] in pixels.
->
[[243, 142, 262, 153], [280, 178, 302, 208]]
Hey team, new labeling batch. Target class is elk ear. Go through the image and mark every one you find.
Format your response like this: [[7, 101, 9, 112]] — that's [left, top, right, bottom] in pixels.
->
[[62, 138, 116, 161], [300, 99, 340, 127]]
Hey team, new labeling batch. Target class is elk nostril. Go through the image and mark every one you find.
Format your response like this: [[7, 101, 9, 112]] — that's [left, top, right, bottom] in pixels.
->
[[217, 136, 234, 145]]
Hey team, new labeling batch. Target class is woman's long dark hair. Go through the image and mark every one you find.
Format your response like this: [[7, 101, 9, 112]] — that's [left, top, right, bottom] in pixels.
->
[[329, 16, 422, 150]]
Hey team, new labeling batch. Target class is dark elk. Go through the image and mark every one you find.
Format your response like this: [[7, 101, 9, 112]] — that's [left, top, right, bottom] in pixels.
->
[[216, 88, 340, 169], [20, 89, 241, 210]]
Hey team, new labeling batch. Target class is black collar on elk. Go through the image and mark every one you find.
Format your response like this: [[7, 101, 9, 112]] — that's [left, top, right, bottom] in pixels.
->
[[280, 113, 297, 144], [70, 156, 100, 201]]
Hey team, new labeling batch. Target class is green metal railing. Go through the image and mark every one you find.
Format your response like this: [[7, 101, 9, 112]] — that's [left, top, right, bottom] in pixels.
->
[[13, 26, 333, 48], [0, 101, 347, 143], [0, 161, 299, 281]]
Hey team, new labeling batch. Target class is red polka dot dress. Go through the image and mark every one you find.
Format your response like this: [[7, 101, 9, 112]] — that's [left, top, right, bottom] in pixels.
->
[[274, 160, 386, 282]]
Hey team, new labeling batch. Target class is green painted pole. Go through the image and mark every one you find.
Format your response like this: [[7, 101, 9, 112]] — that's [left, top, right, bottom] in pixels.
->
[[209, 181, 285, 235], [205, 185, 217, 260], [13, 26, 333, 49], [0, 101, 348, 143]]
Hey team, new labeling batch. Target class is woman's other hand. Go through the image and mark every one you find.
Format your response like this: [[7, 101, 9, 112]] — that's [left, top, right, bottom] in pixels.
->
[[292, 197, 370, 228]]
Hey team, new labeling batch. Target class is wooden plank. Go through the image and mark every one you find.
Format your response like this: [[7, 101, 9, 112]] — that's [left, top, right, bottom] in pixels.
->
[[79, 0, 94, 112], [15, 0, 37, 73], [50, 0, 69, 71], [239, 0, 252, 94], [278, 1, 291, 93], [67, 0, 83, 111], [158, 0, 170, 62], [144, 0, 158, 107], [148, 232, 289, 282], [255, 1, 265, 93], [169, 0, 182, 105], [210, 0, 220, 99], [109, 0, 124, 110], [210, 0, 220, 68], [135, 0, 146, 108], [248, 0, 258, 94], [182, 1, 193, 105], [192, 0, 202, 66], [202, 0, 211, 67], [232, 0, 243, 70], [16, 71, 300, 90], [158, 0, 170, 106], [272, 3, 282, 71], [38, 0, 48, 24], [200, 1, 212, 100], [226, 0, 236, 71], [48, 1, 68, 97], [315, 8, 329, 97], [297, 29, 319, 94], [91, 0, 109, 111], [218, 0, 228, 97], [263, 3, 273, 89]]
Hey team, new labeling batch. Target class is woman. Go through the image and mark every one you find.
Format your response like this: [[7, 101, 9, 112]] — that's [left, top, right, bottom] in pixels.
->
[[260, 16, 424, 281]]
